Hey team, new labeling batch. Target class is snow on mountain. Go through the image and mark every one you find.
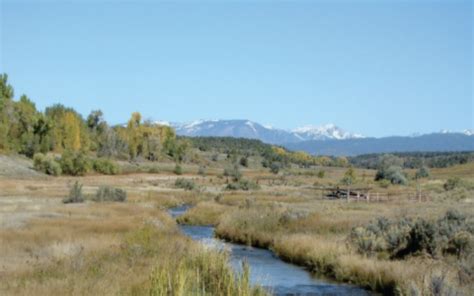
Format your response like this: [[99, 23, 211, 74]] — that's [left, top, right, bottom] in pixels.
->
[[162, 119, 363, 144], [292, 123, 364, 140], [463, 129, 474, 136]]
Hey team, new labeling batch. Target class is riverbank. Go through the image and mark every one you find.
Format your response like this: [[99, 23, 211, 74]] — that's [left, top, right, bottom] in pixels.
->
[[178, 199, 473, 295], [171, 206, 371, 295], [0, 174, 266, 295]]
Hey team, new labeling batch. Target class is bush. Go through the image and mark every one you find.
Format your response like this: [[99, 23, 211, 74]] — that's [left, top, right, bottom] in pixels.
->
[[317, 170, 325, 178], [223, 164, 242, 181], [444, 177, 461, 191], [226, 179, 260, 191], [350, 210, 474, 259], [33, 153, 62, 176], [240, 156, 249, 167], [270, 162, 281, 174], [377, 179, 391, 188], [63, 181, 84, 203], [92, 158, 120, 175], [93, 186, 127, 202], [375, 165, 407, 185], [60, 150, 91, 176], [415, 166, 430, 179], [174, 164, 183, 175], [198, 165, 206, 176], [175, 178, 196, 191]]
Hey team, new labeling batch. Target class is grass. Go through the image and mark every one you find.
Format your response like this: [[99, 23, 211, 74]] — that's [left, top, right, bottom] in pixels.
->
[[0, 170, 266, 295], [212, 199, 473, 294], [176, 201, 231, 225], [1, 155, 473, 295]]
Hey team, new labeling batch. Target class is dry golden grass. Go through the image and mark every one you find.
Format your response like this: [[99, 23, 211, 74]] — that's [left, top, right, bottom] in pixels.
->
[[1, 159, 473, 295]]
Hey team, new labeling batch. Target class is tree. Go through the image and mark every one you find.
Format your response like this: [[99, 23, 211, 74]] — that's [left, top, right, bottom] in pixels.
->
[[87, 110, 104, 131], [0, 74, 14, 151], [415, 166, 430, 179], [126, 112, 142, 159], [341, 167, 356, 185], [62, 112, 83, 151]]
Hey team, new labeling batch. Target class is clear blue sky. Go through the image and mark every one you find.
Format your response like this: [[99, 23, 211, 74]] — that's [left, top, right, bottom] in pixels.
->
[[1, 0, 472, 137]]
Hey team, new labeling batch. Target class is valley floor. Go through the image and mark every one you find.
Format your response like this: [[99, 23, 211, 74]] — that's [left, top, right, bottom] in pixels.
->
[[1, 156, 473, 295]]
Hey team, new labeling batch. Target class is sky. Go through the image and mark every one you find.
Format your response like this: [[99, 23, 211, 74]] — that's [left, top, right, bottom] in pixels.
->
[[1, 0, 472, 137]]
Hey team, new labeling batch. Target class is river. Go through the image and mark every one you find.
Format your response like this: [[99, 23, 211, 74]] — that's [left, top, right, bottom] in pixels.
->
[[169, 205, 371, 296]]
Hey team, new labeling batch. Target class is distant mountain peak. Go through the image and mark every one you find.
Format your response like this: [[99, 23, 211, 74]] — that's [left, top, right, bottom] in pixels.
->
[[159, 119, 364, 144], [292, 123, 364, 140]]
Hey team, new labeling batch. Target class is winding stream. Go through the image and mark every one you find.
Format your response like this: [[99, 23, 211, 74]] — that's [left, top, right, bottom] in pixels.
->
[[169, 205, 371, 296]]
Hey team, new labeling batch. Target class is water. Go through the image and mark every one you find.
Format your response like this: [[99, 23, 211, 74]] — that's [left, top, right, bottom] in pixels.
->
[[169, 206, 371, 296]]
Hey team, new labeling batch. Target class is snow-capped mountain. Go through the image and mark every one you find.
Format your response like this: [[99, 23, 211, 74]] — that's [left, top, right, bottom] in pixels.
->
[[439, 129, 474, 136], [161, 119, 363, 145], [463, 129, 474, 136], [292, 124, 364, 141]]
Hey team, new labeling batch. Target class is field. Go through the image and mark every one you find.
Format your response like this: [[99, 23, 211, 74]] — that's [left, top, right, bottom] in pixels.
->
[[1, 154, 473, 295]]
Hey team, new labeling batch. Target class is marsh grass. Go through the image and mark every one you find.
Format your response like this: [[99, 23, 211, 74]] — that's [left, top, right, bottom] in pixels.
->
[[212, 200, 473, 294], [176, 201, 231, 225]]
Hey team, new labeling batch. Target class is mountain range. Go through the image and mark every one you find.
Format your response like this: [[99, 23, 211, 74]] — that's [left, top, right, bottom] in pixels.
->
[[163, 119, 364, 144], [155, 119, 474, 156]]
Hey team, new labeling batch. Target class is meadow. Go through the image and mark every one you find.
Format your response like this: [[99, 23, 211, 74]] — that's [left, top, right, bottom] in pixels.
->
[[1, 152, 473, 295]]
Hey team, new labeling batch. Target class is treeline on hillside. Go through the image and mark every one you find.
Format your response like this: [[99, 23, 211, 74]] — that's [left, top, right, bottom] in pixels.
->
[[0, 74, 187, 175], [185, 136, 350, 170], [350, 151, 474, 169]]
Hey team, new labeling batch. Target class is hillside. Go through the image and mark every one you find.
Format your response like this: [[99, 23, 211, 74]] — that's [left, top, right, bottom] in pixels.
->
[[285, 133, 474, 156]]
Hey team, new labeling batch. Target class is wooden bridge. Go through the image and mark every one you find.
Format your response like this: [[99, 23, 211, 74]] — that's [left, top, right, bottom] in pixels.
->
[[314, 186, 430, 202]]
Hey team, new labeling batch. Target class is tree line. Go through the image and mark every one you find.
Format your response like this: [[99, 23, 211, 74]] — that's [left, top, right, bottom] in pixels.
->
[[0, 74, 187, 174]]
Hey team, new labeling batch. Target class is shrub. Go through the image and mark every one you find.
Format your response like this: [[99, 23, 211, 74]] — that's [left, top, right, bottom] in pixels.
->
[[226, 179, 260, 191], [63, 181, 84, 204], [377, 179, 391, 188], [415, 166, 430, 179], [350, 210, 474, 259], [33, 153, 62, 176], [270, 162, 281, 174], [240, 156, 249, 167], [198, 165, 206, 176], [444, 177, 461, 191], [175, 178, 196, 191], [148, 166, 160, 174], [174, 164, 183, 175], [223, 164, 242, 181], [60, 150, 91, 176], [375, 165, 407, 185], [93, 186, 127, 202], [92, 158, 120, 175], [317, 170, 325, 178]]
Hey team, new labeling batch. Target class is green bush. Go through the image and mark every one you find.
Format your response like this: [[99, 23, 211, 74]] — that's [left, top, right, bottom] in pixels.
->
[[444, 177, 461, 191], [377, 179, 391, 188], [63, 181, 84, 204], [350, 210, 474, 259], [375, 165, 407, 185], [33, 153, 62, 176], [415, 166, 430, 179], [60, 150, 91, 176], [270, 162, 281, 174], [92, 158, 120, 175], [93, 186, 127, 202], [174, 164, 183, 175], [226, 179, 260, 191], [175, 178, 196, 191], [240, 156, 249, 167], [317, 170, 325, 178]]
